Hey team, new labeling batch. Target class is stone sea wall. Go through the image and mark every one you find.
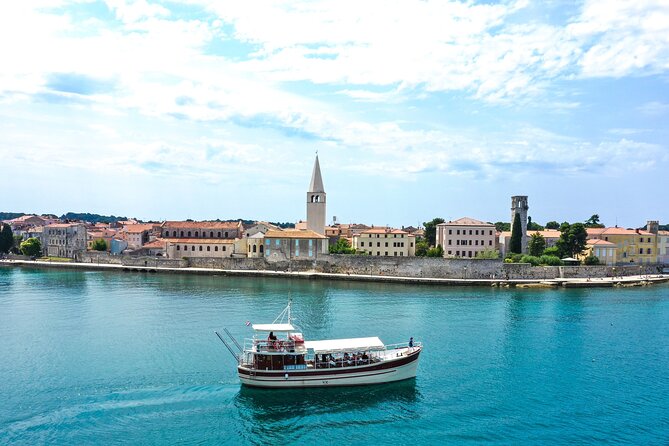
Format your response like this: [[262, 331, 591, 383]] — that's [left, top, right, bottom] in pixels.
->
[[77, 252, 662, 279]]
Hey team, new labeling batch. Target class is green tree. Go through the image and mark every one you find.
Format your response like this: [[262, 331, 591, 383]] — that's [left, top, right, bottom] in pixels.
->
[[545, 221, 560, 230], [528, 233, 546, 257], [556, 223, 588, 258], [19, 237, 41, 257], [422, 218, 445, 247], [475, 249, 500, 259], [91, 239, 107, 251], [527, 216, 543, 231], [584, 214, 605, 228], [426, 245, 444, 257], [414, 239, 429, 256], [509, 213, 523, 254], [543, 246, 560, 257], [494, 222, 510, 232], [329, 238, 355, 254], [583, 254, 600, 265], [0, 223, 13, 253]]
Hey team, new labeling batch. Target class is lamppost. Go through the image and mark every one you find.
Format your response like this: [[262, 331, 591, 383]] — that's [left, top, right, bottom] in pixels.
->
[[464, 265, 467, 280], [612, 267, 616, 279]]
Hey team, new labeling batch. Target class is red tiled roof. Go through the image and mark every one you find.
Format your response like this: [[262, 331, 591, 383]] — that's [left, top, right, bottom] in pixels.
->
[[265, 229, 327, 239], [142, 239, 166, 248], [123, 224, 156, 233], [587, 239, 616, 246], [162, 221, 241, 229], [438, 217, 493, 227], [587, 227, 654, 236]]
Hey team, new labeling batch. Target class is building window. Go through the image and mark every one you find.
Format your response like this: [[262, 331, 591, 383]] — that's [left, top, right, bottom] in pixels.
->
[[180, 231, 184, 237], [210, 231, 214, 237], [361, 242, 364, 247], [223, 246, 226, 251], [449, 229, 452, 235], [457, 230, 460, 235], [215, 246, 219, 252], [647, 248, 652, 254], [225, 232, 229, 238], [469, 230, 472, 235], [191, 246, 195, 251], [385, 242, 388, 247], [207, 246, 210, 251], [275, 239, 280, 246], [195, 231, 199, 237], [489, 240, 492, 246], [176, 245, 180, 251], [218, 232, 221, 237], [199, 246, 203, 251]]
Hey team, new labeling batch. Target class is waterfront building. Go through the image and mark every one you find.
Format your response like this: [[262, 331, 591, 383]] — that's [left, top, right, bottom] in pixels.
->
[[87, 228, 117, 251], [352, 227, 415, 257], [110, 238, 128, 255], [134, 239, 166, 256], [246, 231, 266, 258], [44, 223, 87, 258], [586, 227, 657, 264], [121, 224, 156, 249], [306, 155, 326, 235], [510, 196, 529, 254], [498, 229, 561, 257], [4, 215, 48, 231], [166, 238, 236, 259], [436, 218, 496, 258], [657, 230, 669, 264], [580, 239, 618, 265], [161, 221, 242, 239], [243, 222, 279, 238], [264, 229, 328, 260]]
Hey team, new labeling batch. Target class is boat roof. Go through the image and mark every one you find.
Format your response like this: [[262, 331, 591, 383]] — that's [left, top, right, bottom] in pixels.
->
[[252, 323, 296, 332], [304, 337, 385, 353]]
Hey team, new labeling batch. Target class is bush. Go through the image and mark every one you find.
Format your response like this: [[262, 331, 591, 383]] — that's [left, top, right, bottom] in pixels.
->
[[583, 255, 600, 265], [543, 247, 560, 257], [520, 255, 541, 266], [539, 255, 563, 266], [475, 249, 500, 259]]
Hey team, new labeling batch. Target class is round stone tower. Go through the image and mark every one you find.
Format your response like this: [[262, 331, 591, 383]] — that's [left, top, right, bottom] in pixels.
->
[[511, 196, 529, 254], [646, 220, 659, 234]]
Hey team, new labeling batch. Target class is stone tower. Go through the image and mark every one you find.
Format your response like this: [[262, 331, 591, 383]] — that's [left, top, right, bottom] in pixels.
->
[[511, 195, 529, 254], [306, 155, 326, 235], [647, 220, 659, 234]]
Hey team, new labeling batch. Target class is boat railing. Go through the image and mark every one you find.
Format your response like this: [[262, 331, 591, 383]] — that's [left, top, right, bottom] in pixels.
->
[[384, 341, 422, 351], [243, 337, 299, 353]]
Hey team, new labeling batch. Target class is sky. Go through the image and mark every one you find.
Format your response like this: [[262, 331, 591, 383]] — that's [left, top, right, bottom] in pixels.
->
[[1, 0, 668, 229]]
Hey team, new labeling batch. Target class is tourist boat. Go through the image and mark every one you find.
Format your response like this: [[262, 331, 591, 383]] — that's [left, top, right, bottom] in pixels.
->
[[215, 301, 421, 388]]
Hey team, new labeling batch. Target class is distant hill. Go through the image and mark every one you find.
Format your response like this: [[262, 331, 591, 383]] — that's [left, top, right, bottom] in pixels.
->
[[0, 212, 26, 221], [61, 212, 130, 224]]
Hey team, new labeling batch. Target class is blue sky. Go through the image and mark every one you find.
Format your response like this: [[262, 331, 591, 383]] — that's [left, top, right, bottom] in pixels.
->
[[1, 0, 668, 228]]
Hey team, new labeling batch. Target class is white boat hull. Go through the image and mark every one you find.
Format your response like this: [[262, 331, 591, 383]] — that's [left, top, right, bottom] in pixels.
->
[[238, 347, 421, 388]]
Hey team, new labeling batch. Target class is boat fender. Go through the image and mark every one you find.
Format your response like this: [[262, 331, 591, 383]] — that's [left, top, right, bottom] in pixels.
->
[[284, 373, 289, 379]]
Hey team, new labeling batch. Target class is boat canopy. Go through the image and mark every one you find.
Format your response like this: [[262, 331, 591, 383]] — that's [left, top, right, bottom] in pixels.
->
[[305, 337, 385, 354], [252, 323, 296, 332]]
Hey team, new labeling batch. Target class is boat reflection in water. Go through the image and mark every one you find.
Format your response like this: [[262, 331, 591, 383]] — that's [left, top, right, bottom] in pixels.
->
[[233, 379, 421, 443]]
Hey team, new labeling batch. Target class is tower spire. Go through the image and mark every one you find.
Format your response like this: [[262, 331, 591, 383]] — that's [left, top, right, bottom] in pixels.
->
[[309, 154, 325, 193]]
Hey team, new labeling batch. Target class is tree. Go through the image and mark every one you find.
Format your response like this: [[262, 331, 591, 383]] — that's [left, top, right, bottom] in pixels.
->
[[19, 237, 41, 257], [494, 222, 511, 232], [543, 246, 560, 257], [528, 233, 546, 257], [555, 223, 588, 258], [426, 245, 444, 257], [329, 238, 355, 254], [584, 214, 605, 228], [422, 218, 445, 247], [509, 213, 523, 254], [545, 221, 560, 230], [414, 239, 429, 257], [91, 239, 107, 251], [527, 216, 543, 231], [0, 223, 13, 254], [583, 254, 600, 265]]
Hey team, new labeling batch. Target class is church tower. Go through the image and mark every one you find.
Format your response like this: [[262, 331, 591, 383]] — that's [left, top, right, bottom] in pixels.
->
[[307, 155, 326, 235], [511, 195, 529, 254]]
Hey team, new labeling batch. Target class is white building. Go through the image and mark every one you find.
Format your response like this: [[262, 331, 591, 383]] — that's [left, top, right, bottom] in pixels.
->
[[436, 217, 496, 258], [353, 228, 415, 257], [44, 223, 87, 258]]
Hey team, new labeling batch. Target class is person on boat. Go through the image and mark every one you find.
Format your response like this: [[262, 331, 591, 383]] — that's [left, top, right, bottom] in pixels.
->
[[328, 354, 336, 368], [344, 352, 352, 366], [268, 331, 278, 350], [409, 337, 414, 348]]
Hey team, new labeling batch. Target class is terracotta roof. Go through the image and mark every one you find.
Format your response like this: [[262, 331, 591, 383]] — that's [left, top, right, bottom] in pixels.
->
[[142, 239, 166, 248], [162, 221, 240, 229], [123, 224, 156, 233], [165, 238, 235, 244], [438, 217, 494, 227], [265, 229, 326, 239], [657, 230, 669, 236], [47, 223, 84, 228], [359, 228, 408, 235], [587, 227, 654, 236], [587, 239, 616, 246]]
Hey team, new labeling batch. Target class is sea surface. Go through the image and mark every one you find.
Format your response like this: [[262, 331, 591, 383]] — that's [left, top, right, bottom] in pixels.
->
[[0, 266, 668, 445]]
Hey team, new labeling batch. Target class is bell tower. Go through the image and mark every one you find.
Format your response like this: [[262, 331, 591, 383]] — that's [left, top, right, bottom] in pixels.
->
[[307, 155, 326, 235], [511, 195, 529, 254]]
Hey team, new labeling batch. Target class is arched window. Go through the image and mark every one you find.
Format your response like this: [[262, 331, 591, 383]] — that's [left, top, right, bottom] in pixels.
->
[[191, 246, 195, 251], [260, 245, 264, 253], [218, 232, 221, 237], [173, 231, 177, 237], [215, 246, 218, 252], [210, 231, 213, 238], [225, 232, 228, 238], [253, 245, 257, 253], [207, 246, 210, 251], [180, 231, 184, 237], [199, 246, 202, 251], [195, 231, 199, 237], [188, 231, 191, 237], [176, 245, 180, 251]]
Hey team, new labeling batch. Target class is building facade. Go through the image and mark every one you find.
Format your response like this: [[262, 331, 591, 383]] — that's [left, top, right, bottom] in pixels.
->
[[161, 221, 242, 240], [306, 155, 326, 235], [498, 229, 561, 257], [352, 228, 415, 257], [581, 239, 618, 265], [586, 227, 657, 264], [166, 238, 236, 258], [44, 223, 87, 258], [264, 229, 328, 260], [436, 217, 496, 258]]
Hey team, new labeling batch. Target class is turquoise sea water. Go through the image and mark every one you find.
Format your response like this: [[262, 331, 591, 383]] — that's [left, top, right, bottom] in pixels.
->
[[0, 267, 668, 445]]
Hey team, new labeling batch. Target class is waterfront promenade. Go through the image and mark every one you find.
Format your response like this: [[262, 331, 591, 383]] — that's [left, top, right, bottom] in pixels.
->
[[2, 259, 667, 288]]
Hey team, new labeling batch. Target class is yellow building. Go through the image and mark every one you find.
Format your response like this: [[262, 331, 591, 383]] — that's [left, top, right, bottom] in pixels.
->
[[587, 227, 657, 264], [579, 239, 617, 265], [353, 228, 415, 257]]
